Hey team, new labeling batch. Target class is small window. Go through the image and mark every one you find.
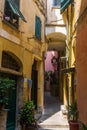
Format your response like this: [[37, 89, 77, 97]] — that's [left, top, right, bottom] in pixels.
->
[[3, 0, 26, 29], [53, 0, 61, 7], [35, 16, 41, 41], [4, 0, 19, 28]]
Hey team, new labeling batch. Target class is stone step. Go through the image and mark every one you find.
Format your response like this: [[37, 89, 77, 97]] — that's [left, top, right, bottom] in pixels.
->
[[38, 128, 69, 130], [38, 124, 69, 128]]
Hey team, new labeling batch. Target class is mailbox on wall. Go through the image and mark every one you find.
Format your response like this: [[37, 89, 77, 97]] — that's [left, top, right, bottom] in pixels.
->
[[27, 79, 32, 88]]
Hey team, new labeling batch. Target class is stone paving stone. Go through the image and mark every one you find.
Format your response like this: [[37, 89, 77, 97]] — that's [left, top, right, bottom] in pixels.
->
[[37, 92, 69, 130]]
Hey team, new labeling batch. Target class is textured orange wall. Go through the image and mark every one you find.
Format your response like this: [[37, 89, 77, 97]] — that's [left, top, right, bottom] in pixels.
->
[[76, 25, 87, 123], [80, 0, 87, 15]]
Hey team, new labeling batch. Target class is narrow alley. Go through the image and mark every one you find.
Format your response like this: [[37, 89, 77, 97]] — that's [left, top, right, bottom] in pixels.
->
[[37, 92, 69, 130], [0, 0, 87, 130]]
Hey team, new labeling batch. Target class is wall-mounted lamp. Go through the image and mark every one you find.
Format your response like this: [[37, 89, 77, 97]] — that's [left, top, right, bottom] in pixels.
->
[[27, 79, 32, 88]]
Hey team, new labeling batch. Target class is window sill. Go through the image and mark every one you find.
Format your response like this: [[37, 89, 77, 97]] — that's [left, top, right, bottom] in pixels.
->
[[2, 19, 19, 32]]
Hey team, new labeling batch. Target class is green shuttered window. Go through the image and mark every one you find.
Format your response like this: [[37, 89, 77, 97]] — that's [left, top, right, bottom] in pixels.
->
[[61, 0, 71, 13], [4, 0, 26, 29], [35, 16, 41, 40], [7, 0, 26, 22]]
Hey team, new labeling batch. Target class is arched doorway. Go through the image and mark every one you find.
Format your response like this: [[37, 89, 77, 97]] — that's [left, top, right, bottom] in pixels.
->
[[1, 51, 23, 130]]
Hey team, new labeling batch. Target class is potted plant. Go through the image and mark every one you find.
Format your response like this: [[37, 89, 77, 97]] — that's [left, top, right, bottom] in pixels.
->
[[19, 100, 37, 130], [67, 101, 79, 130]]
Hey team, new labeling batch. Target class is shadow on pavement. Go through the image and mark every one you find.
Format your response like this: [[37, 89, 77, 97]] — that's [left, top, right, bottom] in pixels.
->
[[38, 91, 62, 123]]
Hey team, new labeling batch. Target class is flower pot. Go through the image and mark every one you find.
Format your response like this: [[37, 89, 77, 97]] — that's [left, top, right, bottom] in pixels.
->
[[21, 124, 37, 130], [26, 125, 37, 130], [0, 109, 8, 130], [21, 123, 26, 130], [69, 121, 79, 130]]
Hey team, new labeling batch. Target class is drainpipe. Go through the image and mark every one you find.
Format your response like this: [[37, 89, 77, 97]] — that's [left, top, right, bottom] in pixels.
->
[[66, 3, 74, 107], [66, 7, 69, 107]]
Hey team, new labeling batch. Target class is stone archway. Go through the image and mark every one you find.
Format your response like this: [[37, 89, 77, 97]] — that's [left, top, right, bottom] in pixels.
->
[[45, 32, 66, 103], [46, 32, 66, 51], [0, 51, 23, 130]]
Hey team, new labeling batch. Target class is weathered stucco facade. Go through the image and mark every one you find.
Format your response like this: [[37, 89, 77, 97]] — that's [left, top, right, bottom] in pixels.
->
[[61, 0, 87, 124], [0, 0, 46, 129], [76, 0, 87, 124]]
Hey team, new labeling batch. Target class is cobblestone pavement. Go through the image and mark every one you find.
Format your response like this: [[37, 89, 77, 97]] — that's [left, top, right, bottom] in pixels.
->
[[37, 92, 69, 130]]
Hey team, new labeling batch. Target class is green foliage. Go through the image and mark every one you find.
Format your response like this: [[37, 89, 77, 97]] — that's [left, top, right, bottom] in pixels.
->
[[81, 122, 87, 130], [20, 100, 35, 125], [0, 77, 15, 111], [67, 101, 79, 121]]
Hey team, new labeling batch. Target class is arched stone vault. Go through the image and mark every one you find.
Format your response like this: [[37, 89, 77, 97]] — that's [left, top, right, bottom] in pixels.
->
[[46, 32, 66, 51]]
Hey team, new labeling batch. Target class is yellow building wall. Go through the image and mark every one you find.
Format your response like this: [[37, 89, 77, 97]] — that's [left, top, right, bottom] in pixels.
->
[[66, 0, 87, 122], [61, 0, 81, 106], [0, 0, 45, 108]]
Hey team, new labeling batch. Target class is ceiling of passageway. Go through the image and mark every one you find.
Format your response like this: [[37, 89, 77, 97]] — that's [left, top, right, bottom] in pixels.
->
[[46, 32, 66, 51]]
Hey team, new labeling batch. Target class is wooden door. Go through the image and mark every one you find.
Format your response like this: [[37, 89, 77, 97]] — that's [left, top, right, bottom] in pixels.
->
[[0, 73, 17, 130], [31, 70, 38, 109]]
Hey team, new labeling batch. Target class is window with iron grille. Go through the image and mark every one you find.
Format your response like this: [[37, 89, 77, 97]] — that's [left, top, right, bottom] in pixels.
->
[[2, 51, 20, 71]]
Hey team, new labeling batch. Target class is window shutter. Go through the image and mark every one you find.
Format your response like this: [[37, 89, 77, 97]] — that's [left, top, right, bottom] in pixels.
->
[[13, 0, 19, 8], [35, 16, 41, 40], [60, 0, 72, 13], [5, 0, 27, 22]]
